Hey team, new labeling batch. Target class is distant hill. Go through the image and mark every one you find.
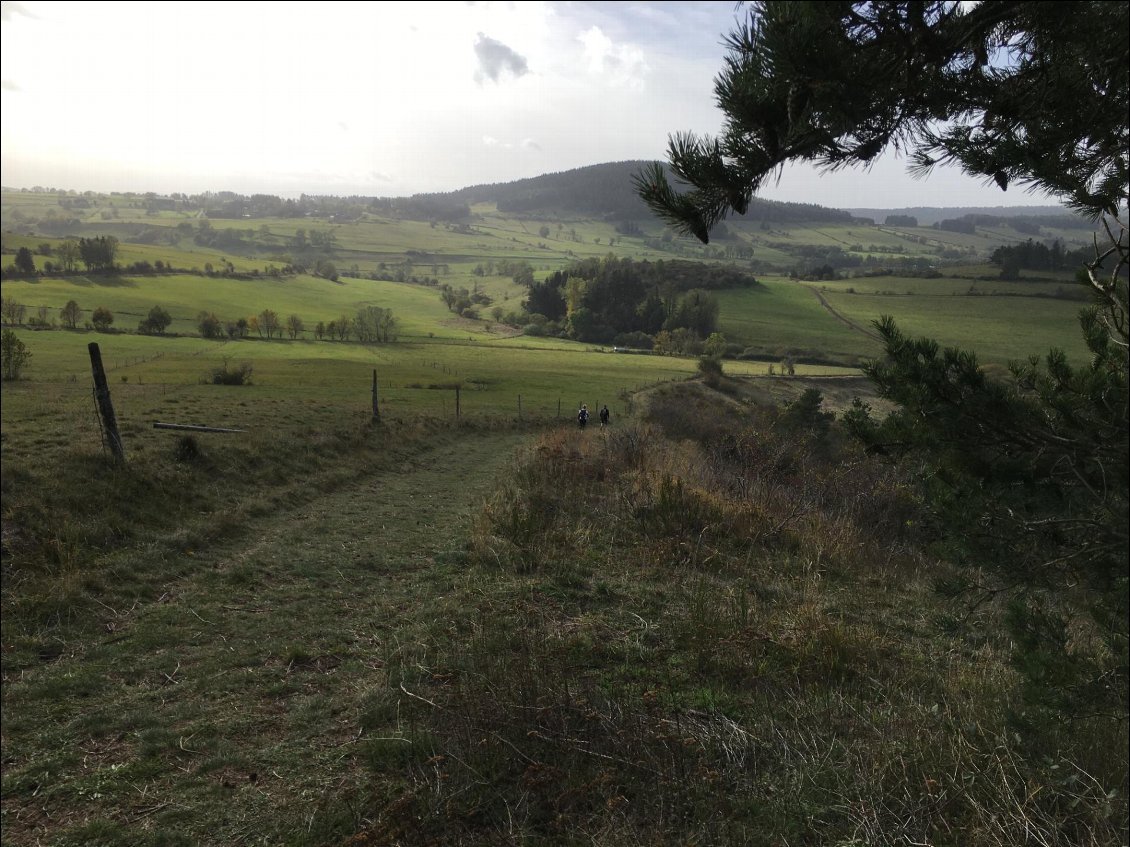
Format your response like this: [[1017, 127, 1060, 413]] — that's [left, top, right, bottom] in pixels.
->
[[844, 205, 1078, 227], [403, 161, 855, 225]]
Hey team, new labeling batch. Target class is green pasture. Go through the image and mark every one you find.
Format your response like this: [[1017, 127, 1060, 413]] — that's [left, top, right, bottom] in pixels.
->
[[717, 277, 881, 363], [0, 326, 808, 437], [739, 240, 796, 266], [2, 212, 689, 283], [824, 288, 1092, 364], [817, 272, 1080, 298], [0, 272, 467, 339]]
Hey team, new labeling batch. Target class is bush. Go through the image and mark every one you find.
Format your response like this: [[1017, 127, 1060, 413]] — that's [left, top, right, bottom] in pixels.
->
[[207, 359, 253, 386], [612, 331, 654, 350], [698, 356, 723, 388], [172, 435, 201, 462], [1, 330, 32, 380], [138, 305, 172, 335], [91, 306, 114, 332], [778, 388, 834, 441]]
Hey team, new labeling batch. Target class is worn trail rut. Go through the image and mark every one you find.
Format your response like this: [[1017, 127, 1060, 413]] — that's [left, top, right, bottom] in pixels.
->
[[5, 429, 532, 847]]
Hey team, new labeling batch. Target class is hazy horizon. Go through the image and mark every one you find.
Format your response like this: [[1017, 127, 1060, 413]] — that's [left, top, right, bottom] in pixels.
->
[[0, 165, 1068, 216]]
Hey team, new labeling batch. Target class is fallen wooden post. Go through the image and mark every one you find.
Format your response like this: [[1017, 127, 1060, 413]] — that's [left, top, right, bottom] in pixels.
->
[[153, 422, 246, 433]]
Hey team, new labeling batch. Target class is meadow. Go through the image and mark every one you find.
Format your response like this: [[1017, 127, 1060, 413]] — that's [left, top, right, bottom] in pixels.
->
[[3, 187, 1122, 846]]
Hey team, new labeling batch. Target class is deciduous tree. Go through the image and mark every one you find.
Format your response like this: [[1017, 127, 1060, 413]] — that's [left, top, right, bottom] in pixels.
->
[[258, 309, 280, 339], [197, 311, 223, 339], [59, 299, 81, 329], [56, 238, 80, 272], [14, 247, 36, 275], [1, 330, 31, 380], [138, 305, 172, 335], [286, 314, 304, 339], [2, 295, 26, 325], [91, 306, 114, 331]]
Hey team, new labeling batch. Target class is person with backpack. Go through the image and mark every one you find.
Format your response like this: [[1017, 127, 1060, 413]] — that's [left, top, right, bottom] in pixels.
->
[[577, 404, 589, 429], [599, 405, 610, 427]]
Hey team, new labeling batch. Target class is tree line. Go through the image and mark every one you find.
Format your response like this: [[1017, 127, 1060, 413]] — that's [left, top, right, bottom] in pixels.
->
[[519, 256, 758, 347], [989, 239, 1101, 277], [0, 295, 397, 346]]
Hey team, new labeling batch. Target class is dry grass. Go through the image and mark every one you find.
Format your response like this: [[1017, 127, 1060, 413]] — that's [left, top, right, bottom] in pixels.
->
[[2, 378, 1125, 845]]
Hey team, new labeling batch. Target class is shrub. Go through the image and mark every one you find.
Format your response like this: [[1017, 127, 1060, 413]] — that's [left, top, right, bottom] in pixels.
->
[[698, 356, 723, 388], [173, 435, 201, 462], [779, 388, 834, 440], [612, 331, 654, 350], [138, 305, 172, 335], [207, 359, 253, 386], [91, 306, 114, 332], [1, 330, 32, 380]]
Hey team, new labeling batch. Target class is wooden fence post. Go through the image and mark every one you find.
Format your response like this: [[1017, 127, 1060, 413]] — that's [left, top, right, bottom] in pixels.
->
[[88, 342, 125, 462], [371, 369, 380, 422], [455, 384, 461, 418]]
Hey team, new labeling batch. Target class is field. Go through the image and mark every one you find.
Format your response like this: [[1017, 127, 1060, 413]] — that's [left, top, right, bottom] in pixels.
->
[[3, 188, 1123, 846]]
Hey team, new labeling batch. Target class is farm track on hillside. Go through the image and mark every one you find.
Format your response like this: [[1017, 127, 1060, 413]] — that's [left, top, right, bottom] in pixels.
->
[[807, 285, 884, 342], [1, 429, 532, 846]]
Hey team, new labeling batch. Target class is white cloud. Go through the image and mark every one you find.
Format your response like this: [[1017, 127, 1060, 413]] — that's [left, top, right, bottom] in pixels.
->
[[577, 25, 650, 89]]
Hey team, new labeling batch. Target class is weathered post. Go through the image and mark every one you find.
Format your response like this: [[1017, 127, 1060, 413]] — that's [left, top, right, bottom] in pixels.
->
[[455, 384, 461, 419], [88, 342, 125, 462], [371, 369, 380, 422]]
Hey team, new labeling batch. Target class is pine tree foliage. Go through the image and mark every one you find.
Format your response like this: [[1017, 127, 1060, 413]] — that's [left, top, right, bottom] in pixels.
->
[[635, 1, 1128, 239], [640, 0, 1130, 724], [846, 228, 1128, 724]]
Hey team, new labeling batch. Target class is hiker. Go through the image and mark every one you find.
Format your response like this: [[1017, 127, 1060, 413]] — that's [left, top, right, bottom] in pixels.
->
[[577, 404, 589, 429], [599, 405, 610, 427]]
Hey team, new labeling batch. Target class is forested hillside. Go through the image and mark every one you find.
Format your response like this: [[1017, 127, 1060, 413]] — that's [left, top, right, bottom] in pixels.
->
[[405, 161, 856, 224]]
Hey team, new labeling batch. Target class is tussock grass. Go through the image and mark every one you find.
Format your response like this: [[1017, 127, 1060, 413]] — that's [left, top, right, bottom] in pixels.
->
[[2, 377, 1124, 845], [346, 382, 1128, 846]]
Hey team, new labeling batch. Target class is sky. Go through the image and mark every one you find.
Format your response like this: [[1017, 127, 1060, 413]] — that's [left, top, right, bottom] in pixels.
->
[[1, 0, 1060, 210]]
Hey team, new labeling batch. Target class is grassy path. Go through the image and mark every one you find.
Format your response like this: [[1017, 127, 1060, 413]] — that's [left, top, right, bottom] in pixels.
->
[[2, 428, 532, 847], [804, 284, 883, 342]]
